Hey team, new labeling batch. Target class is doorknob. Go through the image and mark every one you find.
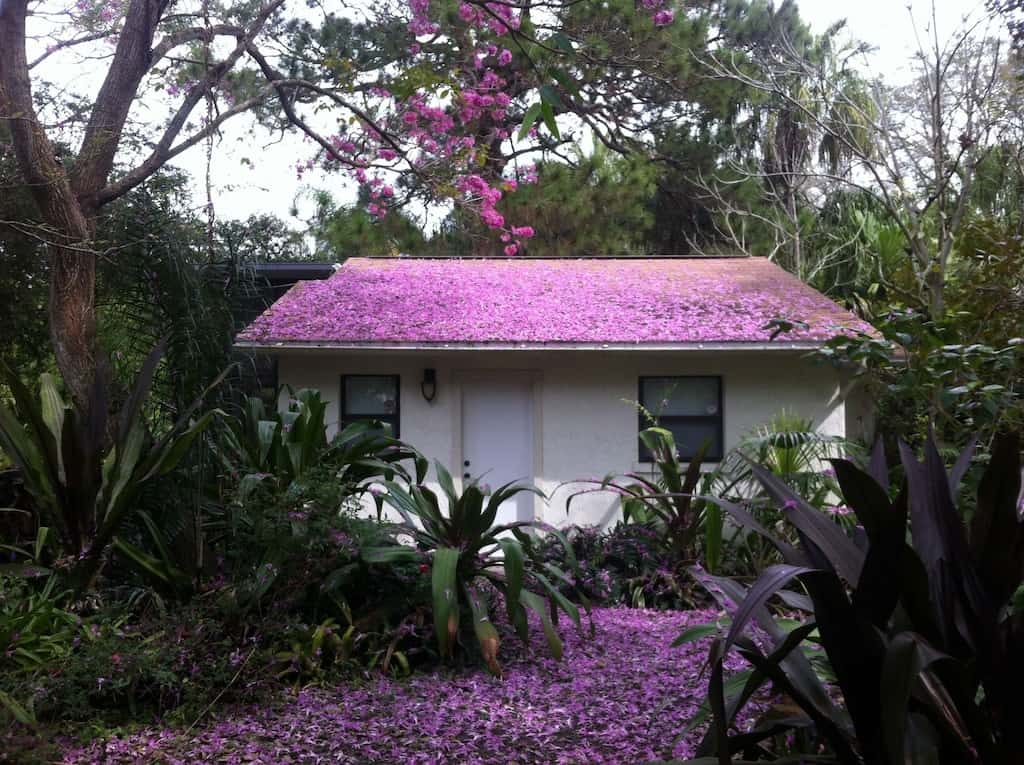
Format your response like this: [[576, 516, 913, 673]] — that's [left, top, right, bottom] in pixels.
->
[[463, 459, 471, 467], [463, 473, 471, 480]]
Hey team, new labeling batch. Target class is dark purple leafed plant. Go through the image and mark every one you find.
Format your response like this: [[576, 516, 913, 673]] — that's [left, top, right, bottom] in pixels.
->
[[676, 432, 1024, 764]]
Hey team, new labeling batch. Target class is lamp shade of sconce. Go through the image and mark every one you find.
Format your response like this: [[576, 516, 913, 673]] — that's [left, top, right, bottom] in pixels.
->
[[420, 368, 437, 402]]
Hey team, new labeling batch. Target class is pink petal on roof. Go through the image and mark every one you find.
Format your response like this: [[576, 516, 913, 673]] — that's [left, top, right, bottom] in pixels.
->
[[237, 257, 877, 346]]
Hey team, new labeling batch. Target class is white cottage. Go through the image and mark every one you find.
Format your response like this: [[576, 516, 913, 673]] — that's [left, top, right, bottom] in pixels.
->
[[236, 256, 876, 527]]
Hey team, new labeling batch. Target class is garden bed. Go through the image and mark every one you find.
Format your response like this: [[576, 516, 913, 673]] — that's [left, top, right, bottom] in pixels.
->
[[60, 607, 760, 765]]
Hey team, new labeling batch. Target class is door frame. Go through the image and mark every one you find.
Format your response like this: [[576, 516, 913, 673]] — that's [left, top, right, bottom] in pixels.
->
[[451, 369, 544, 523]]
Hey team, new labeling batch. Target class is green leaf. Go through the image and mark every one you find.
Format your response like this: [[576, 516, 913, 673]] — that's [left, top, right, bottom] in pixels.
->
[[33, 527, 50, 563], [38, 374, 66, 483], [498, 538, 528, 640], [0, 690, 35, 727], [547, 67, 580, 97], [518, 102, 542, 140], [143, 410, 217, 479], [540, 101, 560, 140], [434, 460, 458, 509], [111, 536, 189, 590], [466, 587, 502, 676], [431, 547, 461, 659], [532, 571, 581, 629], [520, 589, 562, 660], [672, 623, 721, 647], [539, 84, 564, 109], [360, 546, 418, 564]]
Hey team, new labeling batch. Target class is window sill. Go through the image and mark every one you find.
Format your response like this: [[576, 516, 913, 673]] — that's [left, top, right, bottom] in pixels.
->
[[632, 461, 720, 473]]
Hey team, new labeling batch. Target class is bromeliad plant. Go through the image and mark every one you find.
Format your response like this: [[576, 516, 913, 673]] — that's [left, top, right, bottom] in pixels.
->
[[712, 410, 851, 509], [708, 411, 857, 575], [680, 432, 1024, 764], [219, 393, 424, 510], [0, 345, 223, 591], [569, 427, 715, 566], [362, 462, 582, 675], [219, 390, 328, 486]]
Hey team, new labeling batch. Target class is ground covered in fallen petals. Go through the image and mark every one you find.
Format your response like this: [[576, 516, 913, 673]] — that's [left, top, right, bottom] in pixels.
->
[[61, 607, 763, 765]]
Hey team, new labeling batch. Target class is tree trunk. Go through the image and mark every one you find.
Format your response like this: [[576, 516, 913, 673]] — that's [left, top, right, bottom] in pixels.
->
[[926, 266, 944, 320], [1, 0, 100, 406], [786, 188, 802, 278], [50, 247, 98, 407]]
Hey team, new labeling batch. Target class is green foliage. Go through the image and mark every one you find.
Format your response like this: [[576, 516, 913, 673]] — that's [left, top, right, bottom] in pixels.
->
[[218, 394, 426, 513], [683, 433, 1024, 763], [536, 524, 700, 611], [220, 390, 328, 486], [805, 190, 912, 311], [821, 311, 1023, 448], [948, 216, 1024, 347], [0, 346, 224, 591], [0, 168, 264, 408], [570, 427, 713, 565], [363, 462, 581, 673], [272, 617, 353, 685], [500, 145, 657, 256], [709, 411, 857, 575], [0, 575, 78, 676], [9, 600, 255, 728], [310, 191, 426, 258]]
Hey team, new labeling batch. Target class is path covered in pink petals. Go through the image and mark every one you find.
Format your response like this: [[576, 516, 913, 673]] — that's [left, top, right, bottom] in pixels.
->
[[61, 607, 762, 765]]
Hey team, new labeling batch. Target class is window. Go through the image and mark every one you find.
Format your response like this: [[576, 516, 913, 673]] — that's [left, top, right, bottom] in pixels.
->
[[341, 375, 400, 436], [639, 376, 723, 462]]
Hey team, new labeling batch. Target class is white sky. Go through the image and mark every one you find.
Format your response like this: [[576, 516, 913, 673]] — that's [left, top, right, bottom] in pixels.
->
[[161, 0, 991, 226]]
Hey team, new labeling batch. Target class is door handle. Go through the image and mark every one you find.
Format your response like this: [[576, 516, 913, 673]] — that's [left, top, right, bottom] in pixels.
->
[[463, 459, 471, 467], [463, 473, 471, 480]]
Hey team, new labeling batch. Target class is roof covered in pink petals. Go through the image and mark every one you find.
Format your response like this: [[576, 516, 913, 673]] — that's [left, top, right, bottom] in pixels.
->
[[237, 257, 876, 347]]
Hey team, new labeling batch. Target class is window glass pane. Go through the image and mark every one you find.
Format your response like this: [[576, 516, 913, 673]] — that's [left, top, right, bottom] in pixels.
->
[[665, 420, 722, 460], [641, 377, 719, 417], [344, 376, 398, 415]]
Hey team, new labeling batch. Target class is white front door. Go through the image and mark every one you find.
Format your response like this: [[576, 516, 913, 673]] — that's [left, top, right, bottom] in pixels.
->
[[461, 378, 535, 527]]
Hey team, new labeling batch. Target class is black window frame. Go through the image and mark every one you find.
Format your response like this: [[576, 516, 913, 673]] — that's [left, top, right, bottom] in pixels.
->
[[340, 374, 401, 437], [638, 375, 723, 462]]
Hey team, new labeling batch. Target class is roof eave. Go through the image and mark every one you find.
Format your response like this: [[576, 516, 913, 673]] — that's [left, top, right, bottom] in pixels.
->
[[234, 340, 828, 352]]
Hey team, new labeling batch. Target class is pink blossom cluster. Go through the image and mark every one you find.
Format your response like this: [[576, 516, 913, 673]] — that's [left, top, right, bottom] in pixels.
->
[[303, 0, 676, 240], [74, 0, 124, 24], [457, 1, 523, 36], [641, 0, 676, 26], [453, 174, 535, 252], [60, 607, 767, 764], [407, 0, 439, 36], [238, 257, 879, 346], [315, 0, 539, 235]]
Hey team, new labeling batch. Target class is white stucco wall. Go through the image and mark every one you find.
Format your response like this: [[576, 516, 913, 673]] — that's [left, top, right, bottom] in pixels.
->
[[274, 349, 852, 528]]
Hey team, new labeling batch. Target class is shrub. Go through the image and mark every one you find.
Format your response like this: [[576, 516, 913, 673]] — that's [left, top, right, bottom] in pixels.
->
[[680, 432, 1024, 763], [19, 601, 257, 727], [707, 411, 857, 576], [537, 523, 704, 610], [362, 462, 582, 674], [569, 427, 713, 565], [0, 345, 223, 591]]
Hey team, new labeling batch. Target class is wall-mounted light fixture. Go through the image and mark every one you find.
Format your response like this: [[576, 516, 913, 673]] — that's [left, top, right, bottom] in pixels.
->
[[420, 368, 437, 402]]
